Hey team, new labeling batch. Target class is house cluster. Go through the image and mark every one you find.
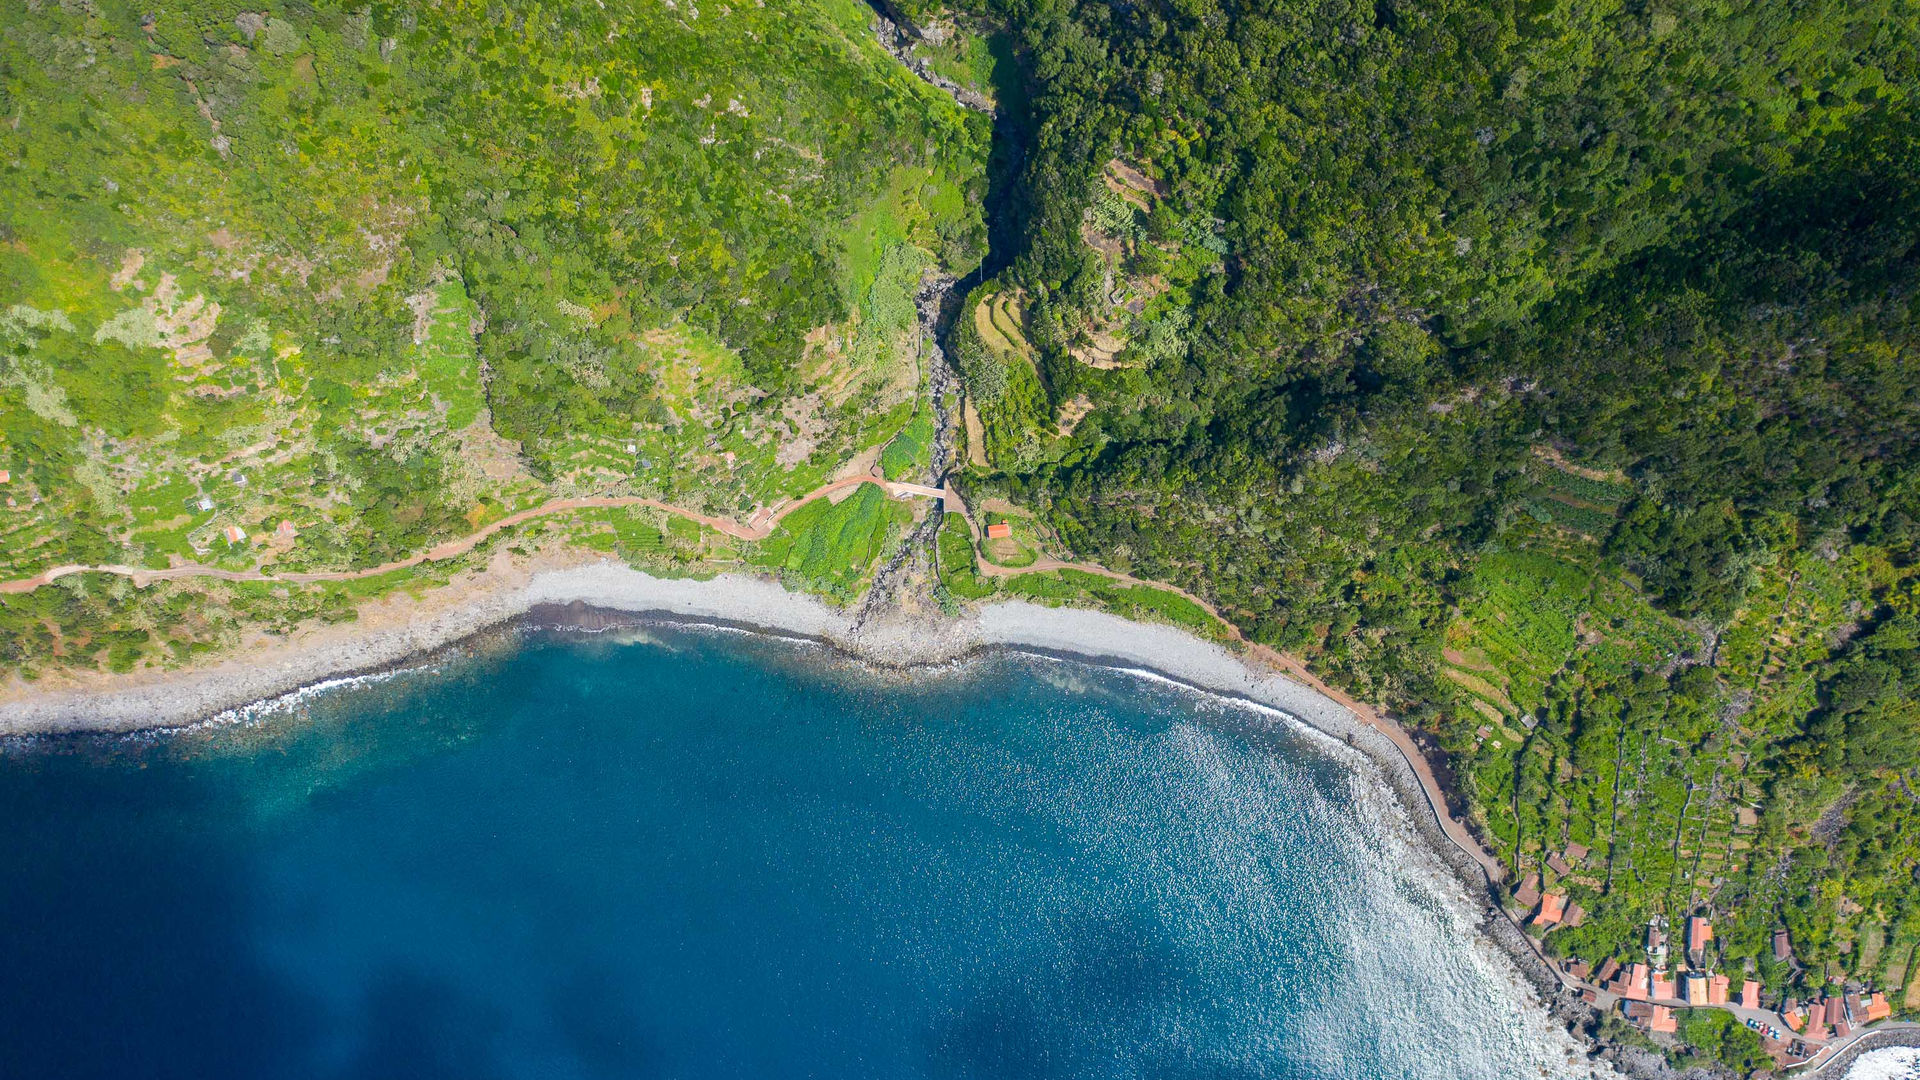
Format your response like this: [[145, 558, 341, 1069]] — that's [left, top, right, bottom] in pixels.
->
[[1515, 849, 1590, 931], [1782, 991, 1894, 1042], [1591, 918, 1755, 1035], [1569, 915, 1898, 1049]]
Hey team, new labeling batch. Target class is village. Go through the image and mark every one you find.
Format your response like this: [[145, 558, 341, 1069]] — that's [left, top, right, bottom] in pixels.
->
[[1518, 872, 1903, 1073]]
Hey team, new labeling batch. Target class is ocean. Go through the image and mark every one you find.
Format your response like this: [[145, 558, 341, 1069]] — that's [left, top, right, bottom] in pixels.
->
[[0, 623, 1605, 1079]]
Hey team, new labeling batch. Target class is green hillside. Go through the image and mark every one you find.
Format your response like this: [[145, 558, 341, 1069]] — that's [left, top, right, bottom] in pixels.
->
[[0, 0, 986, 663], [954, 0, 1920, 1045]]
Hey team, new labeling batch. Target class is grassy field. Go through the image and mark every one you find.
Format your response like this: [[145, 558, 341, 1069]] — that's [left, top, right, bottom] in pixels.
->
[[880, 410, 936, 482]]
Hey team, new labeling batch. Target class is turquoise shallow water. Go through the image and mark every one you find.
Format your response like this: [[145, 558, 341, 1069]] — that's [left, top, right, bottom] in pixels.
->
[[0, 624, 1590, 1079]]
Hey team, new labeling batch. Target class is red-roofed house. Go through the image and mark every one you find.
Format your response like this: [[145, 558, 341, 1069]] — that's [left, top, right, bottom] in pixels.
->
[[1773, 929, 1793, 962], [0, 469, 10, 484], [1740, 980, 1763, 1009], [985, 522, 1012, 539], [1708, 974, 1730, 1005], [1651, 971, 1677, 1001], [1595, 958, 1621, 984], [1827, 997, 1846, 1026], [1613, 963, 1651, 1001], [1650, 1005, 1677, 1034], [1532, 893, 1568, 927], [222, 524, 248, 544], [1805, 999, 1831, 1040], [1687, 916, 1713, 954], [1865, 993, 1893, 1023]]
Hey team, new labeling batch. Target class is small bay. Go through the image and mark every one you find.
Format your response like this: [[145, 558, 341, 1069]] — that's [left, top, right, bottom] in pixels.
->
[[0, 624, 1599, 1079]]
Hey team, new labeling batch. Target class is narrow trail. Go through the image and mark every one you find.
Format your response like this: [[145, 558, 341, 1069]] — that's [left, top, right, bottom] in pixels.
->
[[0, 475, 954, 595]]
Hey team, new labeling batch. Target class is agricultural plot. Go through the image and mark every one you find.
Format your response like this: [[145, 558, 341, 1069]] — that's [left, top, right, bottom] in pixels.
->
[[750, 484, 913, 604], [880, 411, 937, 482], [1444, 551, 1592, 720], [936, 511, 995, 600], [1524, 451, 1634, 542], [950, 285, 1053, 469]]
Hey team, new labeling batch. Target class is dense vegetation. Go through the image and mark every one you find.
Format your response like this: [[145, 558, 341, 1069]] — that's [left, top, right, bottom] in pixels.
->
[[1, 0, 986, 667], [947, 0, 1920, 1037], [8, 0, 1920, 1057]]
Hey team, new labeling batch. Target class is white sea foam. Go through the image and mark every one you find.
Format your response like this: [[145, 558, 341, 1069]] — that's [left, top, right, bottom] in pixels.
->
[[193, 667, 417, 732], [1847, 1048, 1920, 1079]]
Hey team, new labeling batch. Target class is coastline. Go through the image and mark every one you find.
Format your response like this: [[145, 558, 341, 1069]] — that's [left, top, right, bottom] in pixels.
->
[[0, 559, 1607, 1070]]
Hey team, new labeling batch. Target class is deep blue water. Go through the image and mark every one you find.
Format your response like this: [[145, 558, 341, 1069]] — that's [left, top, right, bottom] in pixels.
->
[[0, 625, 1588, 1080]]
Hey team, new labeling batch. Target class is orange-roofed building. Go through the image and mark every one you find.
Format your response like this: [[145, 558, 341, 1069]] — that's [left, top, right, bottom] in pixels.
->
[[222, 524, 248, 544], [1532, 893, 1568, 927], [1616, 963, 1652, 1001], [1687, 916, 1713, 953], [1650, 1005, 1677, 1034], [1865, 993, 1893, 1023], [1740, 980, 1763, 1009], [276, 519, 297, 540], [985, 522, 1012, 539], [1827, 996, 1846, 1026], [1783, 1005, 1805, 1032], [0, 469, 10, 483], [1652, 971, 1677, 1001], [1708, 974, 1730, 1005], [1683, 973, 1708, 1005]]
